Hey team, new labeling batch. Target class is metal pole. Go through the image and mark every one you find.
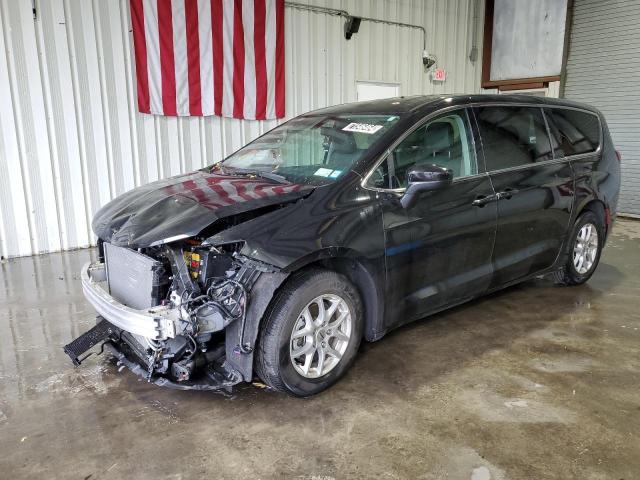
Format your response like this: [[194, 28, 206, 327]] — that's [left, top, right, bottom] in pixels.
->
[[284, 1, 427, 51]]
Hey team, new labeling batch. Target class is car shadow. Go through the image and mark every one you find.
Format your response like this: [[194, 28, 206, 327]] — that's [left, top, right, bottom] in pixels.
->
[[348, 262, 624, 397], [108, 261, 623, 412]]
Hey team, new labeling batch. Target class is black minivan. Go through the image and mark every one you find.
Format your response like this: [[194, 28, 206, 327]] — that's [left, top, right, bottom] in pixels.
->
[[67, 95, 621, 396]]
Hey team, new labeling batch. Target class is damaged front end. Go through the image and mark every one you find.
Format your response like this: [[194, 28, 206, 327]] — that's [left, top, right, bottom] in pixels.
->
[[65, 239, 287, 391]]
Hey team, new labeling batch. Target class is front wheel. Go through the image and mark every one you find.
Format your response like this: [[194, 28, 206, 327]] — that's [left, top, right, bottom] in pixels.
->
[[255, 269, 363, 396], [554, 210, 604, 286]]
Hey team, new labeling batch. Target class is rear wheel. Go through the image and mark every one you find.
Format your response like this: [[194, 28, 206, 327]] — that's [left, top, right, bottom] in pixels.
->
[[553, 210, 604, 286], [255, 269, 363, 396]]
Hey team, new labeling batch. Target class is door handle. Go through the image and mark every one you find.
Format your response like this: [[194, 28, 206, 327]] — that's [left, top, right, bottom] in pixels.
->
[[497, 188, 519, 200], [471, 194, 496, 207]]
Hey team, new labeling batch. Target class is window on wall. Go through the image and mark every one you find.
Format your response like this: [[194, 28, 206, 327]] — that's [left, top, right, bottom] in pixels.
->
[[544, 108, 600, 157], [368, 110, 476, 189], [498, 88, 547, 97], [475, 106, 553, 171]]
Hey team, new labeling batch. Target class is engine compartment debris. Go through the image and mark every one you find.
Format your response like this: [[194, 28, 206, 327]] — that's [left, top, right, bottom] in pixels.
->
[[66, 237, 284, 390]]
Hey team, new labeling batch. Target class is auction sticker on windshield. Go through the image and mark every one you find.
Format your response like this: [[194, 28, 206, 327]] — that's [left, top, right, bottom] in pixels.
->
[[314, 168, 334, 177], [342, 123, 383, 134]]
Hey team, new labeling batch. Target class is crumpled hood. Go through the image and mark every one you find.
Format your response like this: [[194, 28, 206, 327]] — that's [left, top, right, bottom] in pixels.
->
[[92, 170, 313, 247]]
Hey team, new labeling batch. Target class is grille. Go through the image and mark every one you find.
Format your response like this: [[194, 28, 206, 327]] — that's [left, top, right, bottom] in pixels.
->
[[104, 243, 166, 309]]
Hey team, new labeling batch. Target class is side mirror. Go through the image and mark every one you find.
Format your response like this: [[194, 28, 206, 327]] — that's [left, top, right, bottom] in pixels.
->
[[400, 164, 453, 209]]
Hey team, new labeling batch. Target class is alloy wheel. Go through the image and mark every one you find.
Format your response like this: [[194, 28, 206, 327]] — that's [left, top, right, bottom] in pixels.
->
[[573, 222, 599, 274], [289, 294, 352, 379]]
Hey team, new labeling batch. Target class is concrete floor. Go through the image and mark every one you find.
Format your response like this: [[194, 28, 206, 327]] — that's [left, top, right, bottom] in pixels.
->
[[1, 220, 639, 480]]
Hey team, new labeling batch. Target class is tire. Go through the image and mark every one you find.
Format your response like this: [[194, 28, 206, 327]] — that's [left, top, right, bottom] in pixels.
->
[[255, 269, 363, 396], [553, 210, 604, 286]]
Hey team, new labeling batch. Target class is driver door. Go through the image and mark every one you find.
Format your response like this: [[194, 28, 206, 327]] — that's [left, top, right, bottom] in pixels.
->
[[369, 108, 497, 329]]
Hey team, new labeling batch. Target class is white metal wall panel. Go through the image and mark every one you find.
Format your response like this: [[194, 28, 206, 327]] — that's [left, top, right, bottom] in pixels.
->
[[563, 0, 640, 216], [1, 0, 61, 257], [0, 0, 485, 258]]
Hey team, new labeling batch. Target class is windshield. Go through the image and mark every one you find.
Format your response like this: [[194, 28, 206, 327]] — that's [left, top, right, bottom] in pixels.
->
[[218, 114, 400, 185]]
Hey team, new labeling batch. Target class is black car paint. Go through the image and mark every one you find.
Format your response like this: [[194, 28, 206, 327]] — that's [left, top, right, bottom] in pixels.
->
[[92, 170, 314, 247], [482, 153, 575, 288], [92, 95, 620, 372], [381, 172, 498, 327]]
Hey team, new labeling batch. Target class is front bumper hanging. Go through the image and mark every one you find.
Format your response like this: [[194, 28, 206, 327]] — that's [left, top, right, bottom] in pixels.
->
[[102, 341, 239, 392], [70, 252, 286, 389], [64, 317, 242, 391], [63, 318, 118, 366]]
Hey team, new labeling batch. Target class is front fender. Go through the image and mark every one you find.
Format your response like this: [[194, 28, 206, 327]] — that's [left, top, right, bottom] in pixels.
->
[[279, 246, 363, 272], [205, 182, 385, 271], [208, 183, 386, 379]]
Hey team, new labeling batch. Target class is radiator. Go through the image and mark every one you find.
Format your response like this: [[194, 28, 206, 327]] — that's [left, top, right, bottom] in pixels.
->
[[103, 243, 166, 309]]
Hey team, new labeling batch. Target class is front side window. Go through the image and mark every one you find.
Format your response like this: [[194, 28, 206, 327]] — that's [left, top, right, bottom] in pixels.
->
[[475, 106, 553, 171], [368, 109, 477, 189], [219, 114, 399, 186], [545, 108, 600, 157]]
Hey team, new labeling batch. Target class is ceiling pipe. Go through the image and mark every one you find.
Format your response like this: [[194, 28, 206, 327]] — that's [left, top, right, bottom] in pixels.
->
[[284, 1, 427, 52]]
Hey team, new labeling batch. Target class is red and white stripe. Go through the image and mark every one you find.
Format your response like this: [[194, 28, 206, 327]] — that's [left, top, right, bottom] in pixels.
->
[[130, 0, 285, 119], [177, 175, 303, 210]]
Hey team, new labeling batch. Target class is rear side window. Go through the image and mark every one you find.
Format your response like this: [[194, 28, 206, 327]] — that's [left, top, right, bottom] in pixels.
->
[[475, 106, 553, 171], [544, 108, 600, 157]]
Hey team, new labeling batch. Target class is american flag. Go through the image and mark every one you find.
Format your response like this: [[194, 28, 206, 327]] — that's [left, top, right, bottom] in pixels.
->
[[130, 0, 285, 119]]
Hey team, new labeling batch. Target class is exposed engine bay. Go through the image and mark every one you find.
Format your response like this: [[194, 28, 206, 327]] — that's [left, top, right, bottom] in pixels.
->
[[65, 236, 287, 391], [61, 167, 315, 391]]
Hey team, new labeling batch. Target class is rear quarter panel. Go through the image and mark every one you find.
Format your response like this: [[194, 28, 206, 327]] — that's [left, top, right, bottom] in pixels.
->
[[570, 114, 621, 238]]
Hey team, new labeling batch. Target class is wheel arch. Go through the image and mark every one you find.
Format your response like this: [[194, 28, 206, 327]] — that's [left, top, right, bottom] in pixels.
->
[[576, 198, 609, 236], [281, 252, 385, 343], [579, 198, 605, 217], [230, 249, 384, 382]]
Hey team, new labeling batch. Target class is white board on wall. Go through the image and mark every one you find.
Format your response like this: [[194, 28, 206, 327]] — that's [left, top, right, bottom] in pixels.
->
[[356, 82, 400, 101], [490, 0, 567, 81]]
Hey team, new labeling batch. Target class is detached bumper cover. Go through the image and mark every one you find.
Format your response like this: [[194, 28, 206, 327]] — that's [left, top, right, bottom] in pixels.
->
[[81, 261, 177, 340], [64, 317, 240, 392], [104, 341, 240, 392]]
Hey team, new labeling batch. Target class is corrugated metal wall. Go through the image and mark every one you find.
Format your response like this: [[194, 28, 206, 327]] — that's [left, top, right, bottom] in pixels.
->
[[0, 0, 485, 258], [563, 0, 640, 216]]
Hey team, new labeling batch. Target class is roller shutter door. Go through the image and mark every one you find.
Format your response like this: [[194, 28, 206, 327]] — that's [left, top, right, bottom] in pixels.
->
[[563, 0, 640, 215]]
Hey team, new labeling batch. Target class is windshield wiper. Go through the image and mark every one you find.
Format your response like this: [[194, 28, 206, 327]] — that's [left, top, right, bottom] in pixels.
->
[[227, 168, 291, 185]]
